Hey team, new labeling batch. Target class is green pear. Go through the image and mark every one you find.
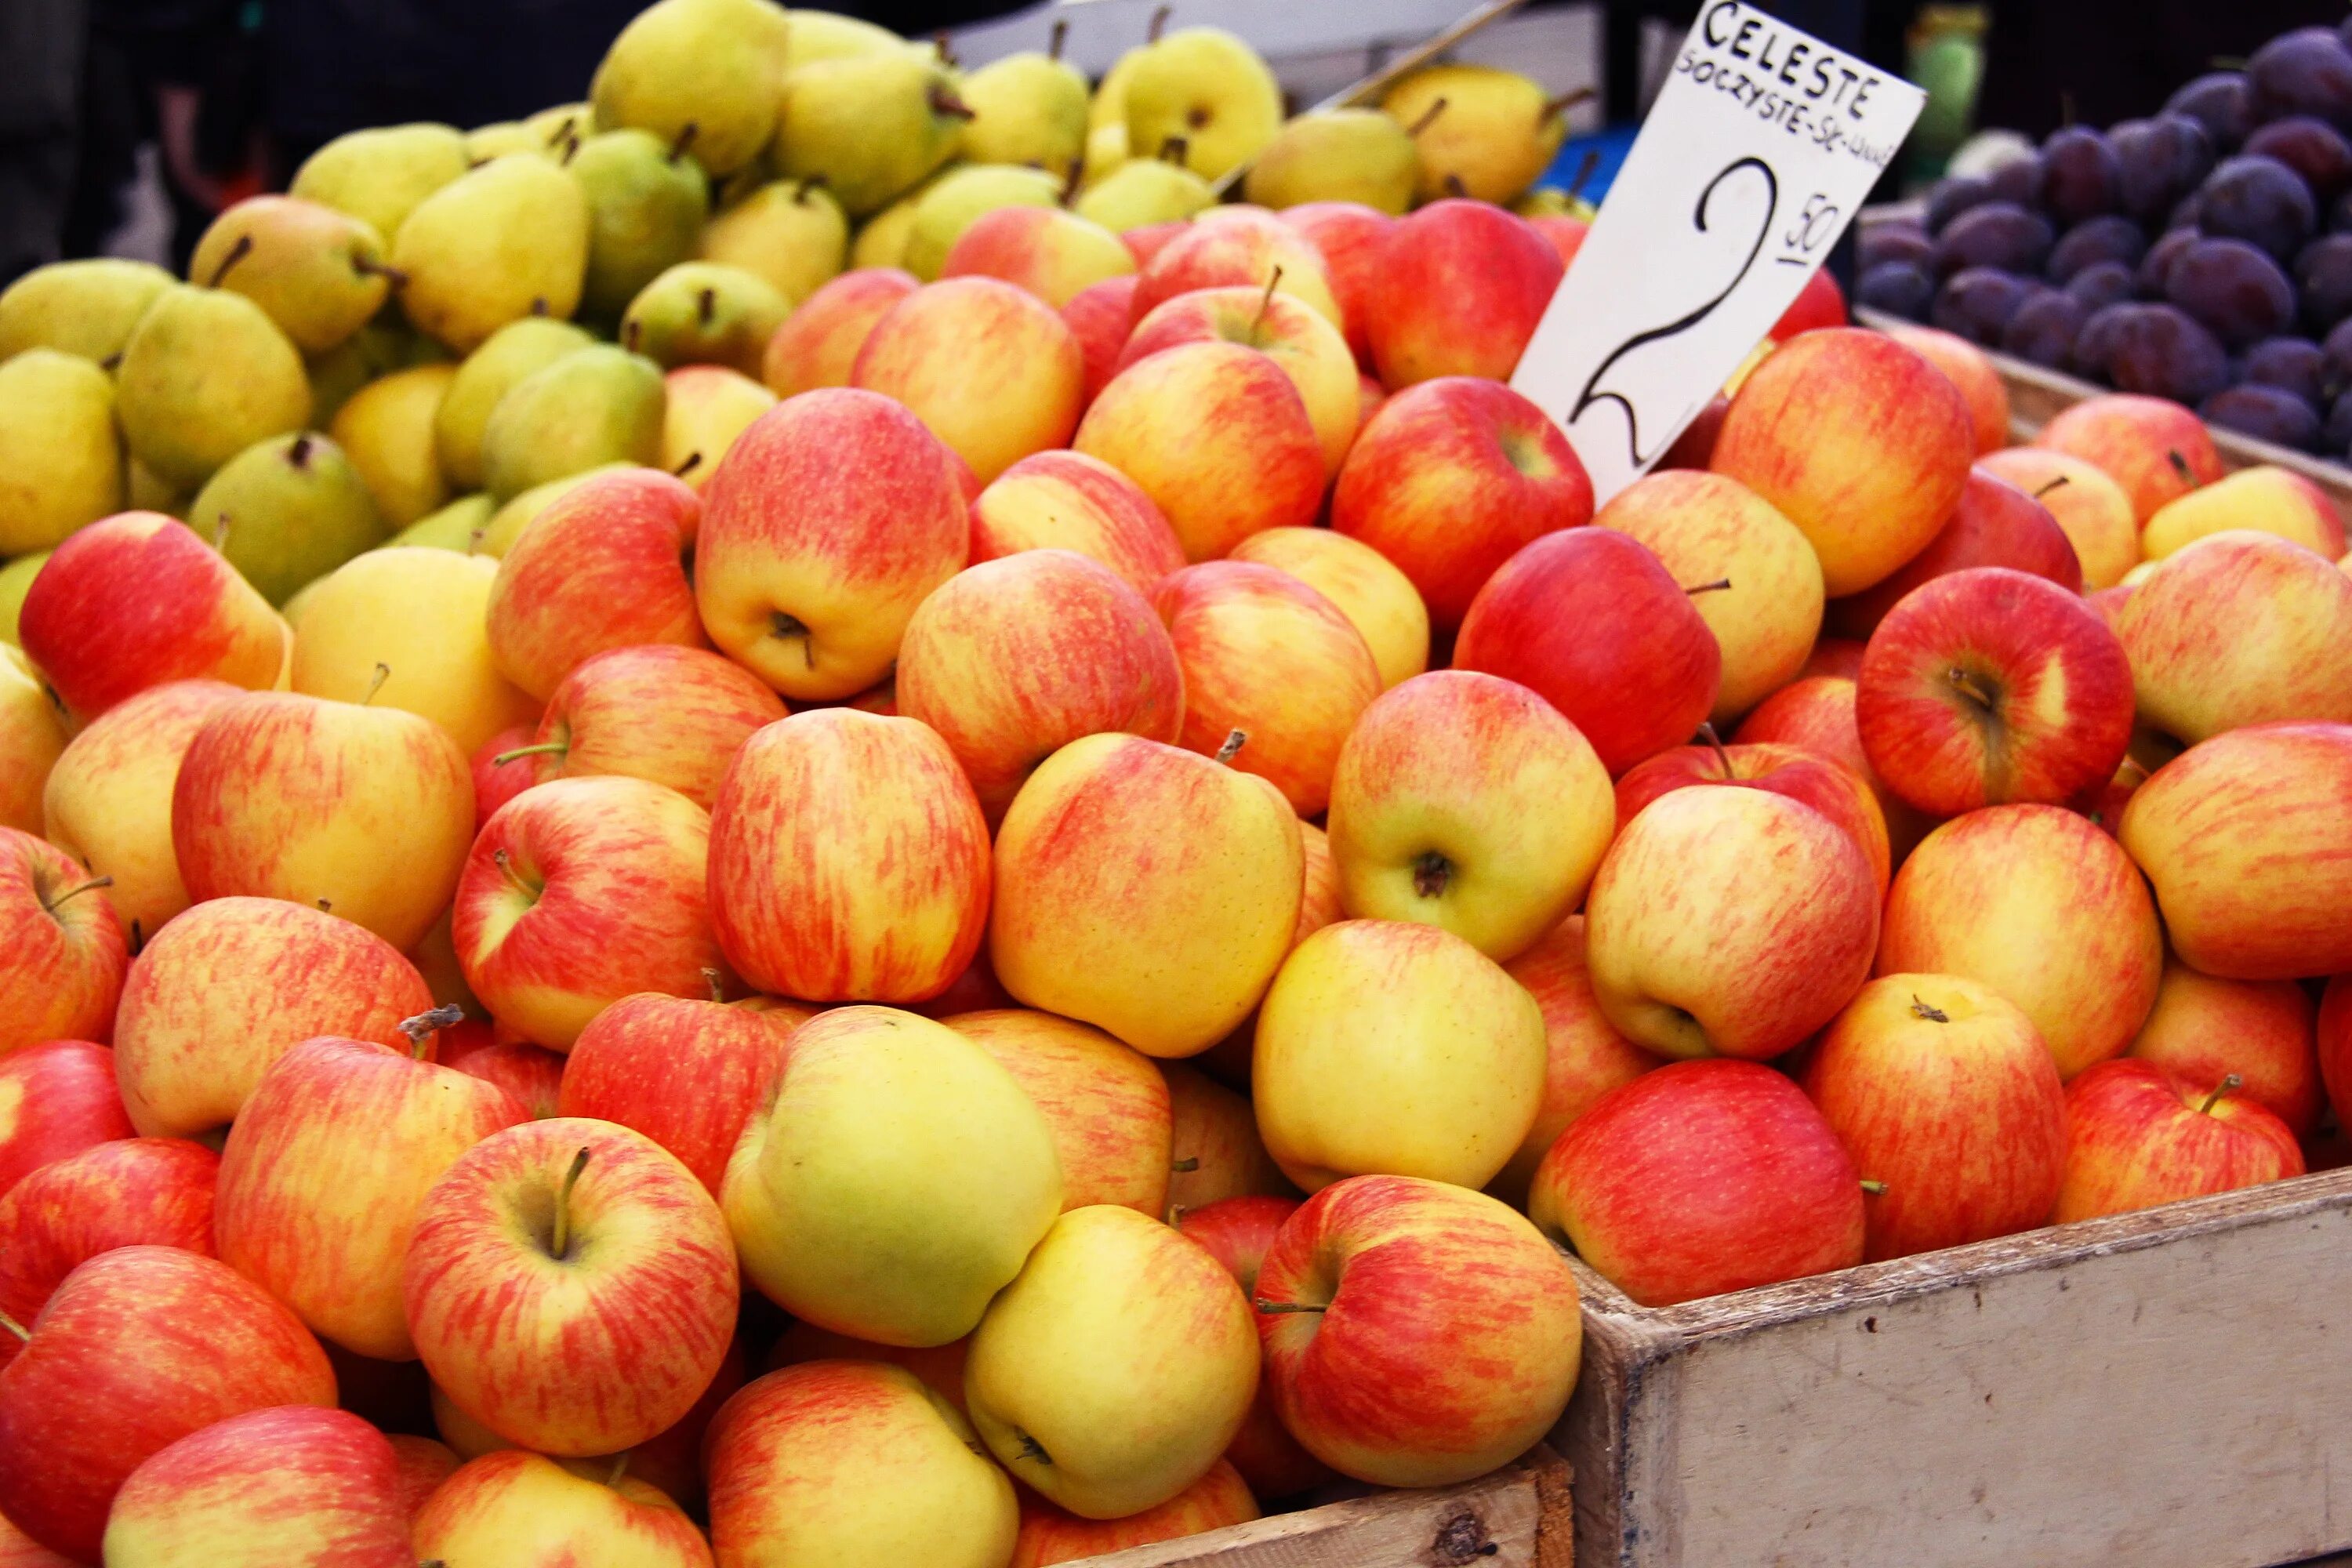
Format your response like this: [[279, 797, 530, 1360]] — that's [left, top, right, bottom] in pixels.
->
[[903, 163, 1063, 281], [190, 196, 396, 353], [782, 9, 902, 70], [699, 180, 848, 305], [621, 262, 789, 376], [1122, 28, 1283, 182], [479, 465, 630, 557], [115, 285, 313, 490], [291, 123, 471, 245], [480, 346, 665, 502], [1071, 154, 1213, 231], [1383, 64, 1571, 206], [1243, 108, 1417, 214], [186, 432, 387, 604], [0, 552, 49, 646], [0, 350, 124, 556], [434, 318, 598, 490], [0, 258, 173, 362], [389, 492, 495, 551], [572, 128, 711, 321], [591, 0, 793, 178], [958, 27, 1088, 177], [772, 52, 971, 216], [126, 456, 186, 515], [392, 154, 590, 353]]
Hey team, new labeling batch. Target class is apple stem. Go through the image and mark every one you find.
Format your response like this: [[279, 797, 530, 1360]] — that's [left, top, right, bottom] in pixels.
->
[[1214, 728, 1249, 765], [1944, 666, 1998, 713], [1171, 1156, 1200, 1173], [398, 1003, 466, 1059], [492, 848, 538, 902], [1147, 4, 1170, 42], [0, 1308, 27, 1343], [702, 966, 725, 1004], [605, 1452, 630, 1489], [1406, 97, 1449, 137], [1683, 577, 1733, 596], [1910, 996, 1949, 1022], [287, 434, 315, 472], [1250, 265, 1283, 341], [1860, 1179, 1889, 1196], [361, 662, 392, 706], [2166, 449, 2194, 484], [697, 286, 717, 327], [1696, 720, 1734, 780], [1255, 1298, 1326, 1315], [1049, 17, 1068, 60], [205, 233, 253, 289], [2031, 475, 2071, 501], [1411, 850, 1453, 899], [670, 122, 699, 164], [467, 527, 488, 555], [550, 1145, 591, 1259], [2198, 1073, 2243, 1116], [1541, 88, 1595, 122], [928, 82, 975, 122], [39, 873, 113, 914], [493, 740, 568, 767]]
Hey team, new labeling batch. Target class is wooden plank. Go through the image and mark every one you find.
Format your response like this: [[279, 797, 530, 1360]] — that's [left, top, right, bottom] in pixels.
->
[[1073, 1446, 1572, 1567], [1559, 1169, 2352, 1568]]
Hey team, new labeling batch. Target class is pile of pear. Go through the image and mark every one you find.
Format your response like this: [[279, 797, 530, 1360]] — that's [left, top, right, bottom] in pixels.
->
[[0, 0, 1586, 638]]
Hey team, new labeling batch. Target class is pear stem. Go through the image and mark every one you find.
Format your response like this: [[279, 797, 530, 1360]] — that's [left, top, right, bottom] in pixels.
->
[[1443, 172, 1469, 200], [2198, 1073, 2243, 1116], [1255, 1299, 1325, 1315], [1697, 720, 1733, 780], [205, 234, 254, 289], [605, 1452, 630, 1489], [1214, 728, 1249, 765], [696, 287, 716, 327], [1148, 4, 1170, 42], [2032, 475, 2071, 500], [1160, 135, 1189, 165], [1406, 97, 1449, 137], [493, 740, 568, 766], [933, 29, 956, 67], [671, 450, 704, 480], [1542, 88, 1596, 122], [1568, 147, 1602, 198], [670, 122, 699, 164], [1250, 265, 1283, 340], [0, 1308, 27, 1344], [929, 83, 975, 121], [1684, 577, 1733, 595], [40, 874, 113, 914], [1049, 17, 1068, 60], [702, 966, 725, 1004], [288, 434, 314, 470], [361, 662, 392, 706], [399, 1004, 466, 1059], [352, 256, 410, 289], [550, 1146, 591, 1259]]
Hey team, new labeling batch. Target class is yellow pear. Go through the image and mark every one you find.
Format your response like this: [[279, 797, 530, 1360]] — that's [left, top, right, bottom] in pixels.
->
[[1122, 28, 1283, 182], [463, 121, 546, 162], [1072, 155, 1213, 231], [479, 345, 665, 502], [772, 51, 971, 216], [1383, 64, 1572, 206], [391, 154, 589, 353], [698, 180, 848, 303], [850, 177, 941, 270], [291, 547, 537, 753], [1244, 108, 1418, 214], [186, 432, 387, 604], [525, 102, 592, 151], [590, 0, 793, 177], [622, 263, 790, 376], [477, 466, 626, 557], [390, 492, 495, 552], [0, 258, 172, 362], [330, 363, 457, 526], [0, 553, 51, 645], [125, 458, 183, 515], [1081, 121, 1129, 187], [782, 8, 902, 70], [904, 164, 1063, 281], [958, 29, 1088, 177], [290, 123, 471, 244], [191, 196, 396, 353], [0, 349, 124, 556], [303, 311, 446, 428], [431, 318, 597, 492], [1089, 34, 1152, 132], [571, 128, 710, 321], [662, 365, 776, 488], [114, 284, 313, 490]]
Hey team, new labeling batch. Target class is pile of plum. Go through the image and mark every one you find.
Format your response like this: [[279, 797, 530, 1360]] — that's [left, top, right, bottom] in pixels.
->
[[1861, 22, 2352, 458]]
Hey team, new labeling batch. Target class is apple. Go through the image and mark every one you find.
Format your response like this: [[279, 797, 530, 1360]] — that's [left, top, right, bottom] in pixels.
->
[[0, 648, 62, 839], [112, 895, 434, 1137], [967, 1203, 1258, 1518], [1711, 327, 1975, 597], [1073, 341, 1327, 562], [897, 550, 1182, 820], [762, 1323, 968, 1411], [1167, 1196, 1330, 1497], [40, 678, 240, 943], [1365, 198, 1563, 386], [101, 1405, 410, 1568], [17, 512, 285, 724], [2127, 957, 2321, 1138], [0, 1137, 216, 1365], [1614, 737, 1891, 893], [967, 448, 1185, 598], [1013, 1460, 1259, 1566], [1880, 804, 2163, 1078], [2032, 392, 2224, 524], [706, 1361, 1016, 1568], [617, 1338, 746, 1516], [0, 827, 125, 1057], [1594, 469, 1824, 722], [1584, 786, 1878, 1061], [1826, 469, 2085, 641], [1975, 446, 2138, 590], [412, 1450, 715, 1567], [708, 709, 988, 1003], [1856, 567, 2133, 815], [387, 1434, 459, 1524], [1258, 1173, 1581, 1485], [2115, 530, 2352, 745], [1121, 285, 1359, 477], [0, 1497, 74, 1567], [1530, 1060, 1864, 1305], [992, 733, 1304, 1058], [940, 1009, 1173, 1215], [696, 388, 968, 700], [2119, 722, 2352, 981], [725, 1006, 1060, 1346], [1324, 670, 1612, 962], [1494, 915, 1664, 1203], [1883, 321, 2009, 454], [1154, 561, 1381, 817], [2054, 1059, 2306, 1222], [470, 724, 539, 832], [511, 643, 786, 811], [0, 1039, 132, 1197], [1732, 672, 1929, 859], [762, 267, 920, 397], [1802, 638, 1869, 681], [172, 689, 474, 952], [941, 205, 1137, 309], [1226, 526, 1428, 691], [1774, 263, 1849, 338], [1120, 222, 1189, 269], [1802, 973, 2067, 1260], [1131, 207, 1343, 330], [485, 466, 709, 703], [558, 992, 803, 1198], [0, 1246, 336, 1562], [404, 1116, 737, 1456], [1061, 274, 1139, 405], [1276, 201, 1392, 372], [1331, 376, 1592, 631], [1653, 391, 1727, 471], [1454, 528, 1721, 776], [2321, 976, 2352, 1140], [2143, 463, 2345, 561], [852, 277, 1086, 485], [1165, 1062, 1295, 1210], [438, 1033, 565, 1120]]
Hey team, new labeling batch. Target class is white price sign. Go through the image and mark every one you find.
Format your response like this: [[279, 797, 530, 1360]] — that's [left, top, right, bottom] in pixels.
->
[[1511, 2, 1927, 502]]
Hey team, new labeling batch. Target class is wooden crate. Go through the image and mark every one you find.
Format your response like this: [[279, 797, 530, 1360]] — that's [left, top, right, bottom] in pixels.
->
[[1553, 1167, 2352, 1568]]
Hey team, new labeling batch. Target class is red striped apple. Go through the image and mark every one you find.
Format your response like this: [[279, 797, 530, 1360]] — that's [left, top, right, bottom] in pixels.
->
[[852, 277, 1086, 485], [1882, 321, 2005, 453], [470, 724, 538, 832], [696, 388, 968, 699], [940, 1009, 1172, 1215], [1228, 526, 1429, 690], [761, 1323, 967, 1410], [762, 267, 919, 397], [102, 1406, 410, 1567], [1365, 198, 1561, 386], [1170, 1196, 1330, 1499], [2054, 1059, 2305, 1221], [387, 1434, 459, 1524], [403, 1117, 738, 1456], [1614, 738, 1890, 894], [1165, 1062, 1295, 1210], [413, 1450, 714, 1567], [1061, 274, 1138, 405], [2032, 392, 2224, 524], [510, 643, 786, 810], [2115, 530, 2352, 744], [0, 827, 125, 1057], [1733, 672, 1928, 860], [0, 1137, 216, 1365], [1276, 201, 1391, 372], [0, 1490, 74, 1566], [1494, 915, 1664, 1203], [1976, 446, 2139, 590], [2126, 958, 2321, 1138], [440, 1033, 564, 1120], [0, 1038, 132, 1197], [1257, 1174, 1581, 1485], [1826, 468, 2084, 640], [940, 205, 1135, 308], [1011, 1460, 1258, 1566], [967, 448, 1185, 597], [1121, 285, 1359, 475], [1131, 208, 1342, 329]]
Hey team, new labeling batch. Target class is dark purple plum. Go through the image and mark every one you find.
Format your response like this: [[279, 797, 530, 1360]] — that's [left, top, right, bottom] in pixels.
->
[[1856, 260, 1934, 321], [1931, 267, 2034, 347], [2200, 383, 2323, 451], [2048, 216, 2150, 281], [2332, 188, 2352, 232], [2001, 290, 2089, 368], [2166, 72, 2251, 152], [1926, 175, 1995, 234], [2242, 336, 2330, 405], [2328, 387, 2352, 452], [2037, 127, 2125, 225], [2169, 194, 2205, 231], [1858, 225, 1933, 271], [1987, 154, 2042, 209], [1933, 201, 2055, 278], [2243, 116, 2352, 199], [2067, 260, 2139, 310], [2164, 236, 2297, 348], [2198, 154, 2318, 260], [2246, 27, 2352, 133], [2105, 303, 2232, 403], [2138, 227, 2199, 296], [2297, 232, 2352, 330], [2324, 316, 2352, 389], [2114, 114, 2217, 222], [2071, 303, 2140, 379]]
